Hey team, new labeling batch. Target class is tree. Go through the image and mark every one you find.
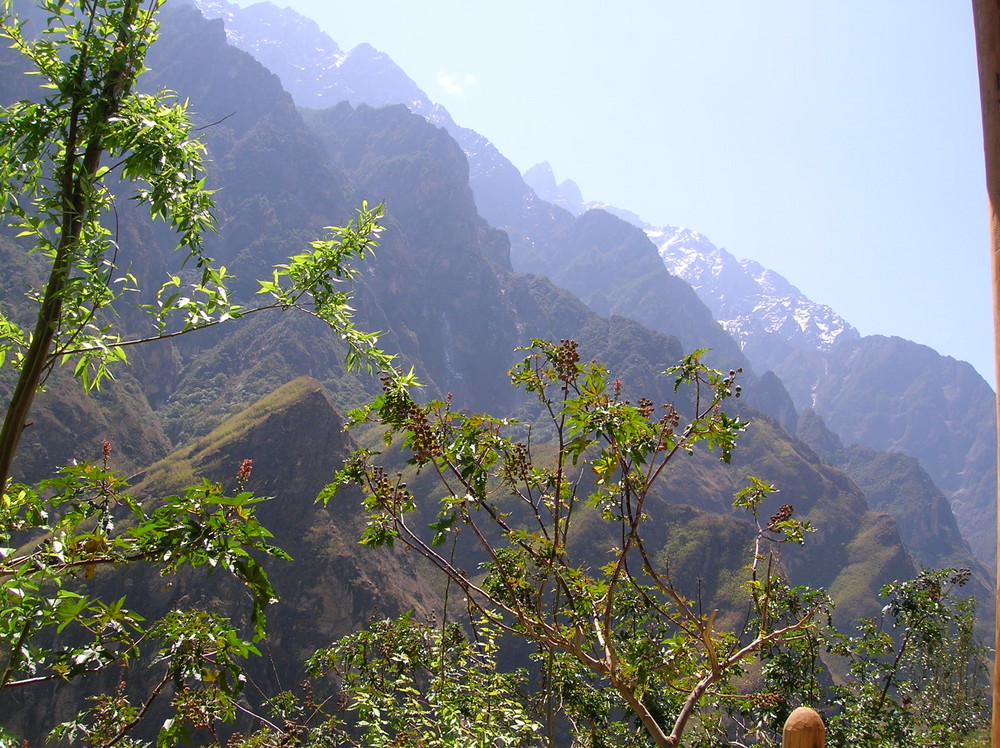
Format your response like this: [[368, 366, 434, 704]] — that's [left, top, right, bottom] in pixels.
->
[[0, 2, 990, 745], [0, 1, 391, 743], [304, 614, 541, 747], [824, 568, 989, 747], [331, 340, 825, 747]]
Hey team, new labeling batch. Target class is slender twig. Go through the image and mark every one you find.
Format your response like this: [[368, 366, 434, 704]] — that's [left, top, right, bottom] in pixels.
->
[[233, 701, 285, 736], [0, 616, 33, 690], [191, 111, 236, 132], [2, 667, 104, 688], [101, 670, 171, 747]]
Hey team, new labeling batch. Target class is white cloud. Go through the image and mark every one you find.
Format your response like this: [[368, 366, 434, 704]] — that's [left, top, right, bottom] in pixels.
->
[[436, 72, 477, 95]]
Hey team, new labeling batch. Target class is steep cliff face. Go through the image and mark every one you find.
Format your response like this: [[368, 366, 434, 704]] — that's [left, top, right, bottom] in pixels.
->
[[796, 410, 993, 633], [302, 101, 527, 410], [537, 209, 748, 370], [146, 4, 354, 264], [131, 4, 380, 442], [191, 0, 549, 247], [0, 7, 988, 741], [810, 335, 998, 565], [654, 222, 998, 569]]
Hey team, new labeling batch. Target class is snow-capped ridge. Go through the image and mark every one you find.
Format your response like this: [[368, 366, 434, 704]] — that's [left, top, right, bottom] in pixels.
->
[[193, 0, 857, 363], [649, 226, 858, 354]]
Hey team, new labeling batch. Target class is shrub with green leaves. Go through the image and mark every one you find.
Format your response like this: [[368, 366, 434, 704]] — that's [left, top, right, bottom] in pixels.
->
[[330, 340, 825, 747], [824, 568, 989, 747], [0, 0, 394, 742]]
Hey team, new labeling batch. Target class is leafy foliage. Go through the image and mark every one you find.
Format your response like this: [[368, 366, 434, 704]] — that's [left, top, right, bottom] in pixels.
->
[[308, 615, 539, 747], [331, 340, 823, 747], [824, 568, 989, 747], [0, 1, 396, 743], [0, 445, 285, 743], [0, 0, 213, 405]]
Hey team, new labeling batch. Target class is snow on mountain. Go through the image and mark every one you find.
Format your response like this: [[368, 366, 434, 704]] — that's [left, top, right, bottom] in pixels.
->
[[194, 0, 857, 366], [517, 158, 854, 363], [194, 0, 435, 113], [648, 226, 859, 356]]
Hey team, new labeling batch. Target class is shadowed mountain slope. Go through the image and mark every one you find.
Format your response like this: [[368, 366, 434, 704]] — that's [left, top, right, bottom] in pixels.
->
[[0, 5, 990, 739], [0, 377, 441, 739]]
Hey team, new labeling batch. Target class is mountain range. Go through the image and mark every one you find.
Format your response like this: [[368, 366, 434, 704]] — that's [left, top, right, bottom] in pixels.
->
[[187, 0, 997, 566], [187, 0, 1000, 582], [1, 0, 996, 738]]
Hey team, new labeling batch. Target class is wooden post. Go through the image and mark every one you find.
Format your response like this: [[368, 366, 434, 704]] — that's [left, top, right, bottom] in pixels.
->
[[970, 2, 1000, 746], [782, 706, 825, 748]]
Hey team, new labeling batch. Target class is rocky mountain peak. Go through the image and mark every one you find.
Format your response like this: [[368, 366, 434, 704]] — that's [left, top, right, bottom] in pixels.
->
[[650, 225, 859, 356], [193, 0, 428, 112], [197, 0, 337, 56], [523, 161, 586, 215]]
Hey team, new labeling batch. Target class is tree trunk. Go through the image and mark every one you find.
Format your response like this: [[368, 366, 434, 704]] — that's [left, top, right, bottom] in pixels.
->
[[0, 0, 142, 490]]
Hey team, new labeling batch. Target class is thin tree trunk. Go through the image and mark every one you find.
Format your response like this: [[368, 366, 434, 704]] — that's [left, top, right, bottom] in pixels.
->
[[970, 2, 1000, 745], [0, 0, 141, 491]]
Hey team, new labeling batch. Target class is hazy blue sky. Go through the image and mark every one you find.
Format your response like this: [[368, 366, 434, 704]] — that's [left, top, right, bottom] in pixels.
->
[[231, 1, 992, 383]]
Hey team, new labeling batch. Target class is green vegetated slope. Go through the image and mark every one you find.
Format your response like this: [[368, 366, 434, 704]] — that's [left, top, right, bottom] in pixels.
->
[[797, 411, 994, 635], [746, 317, 996, 569], [1, 377, 440, 738], [131, 377, 441, 678], [0, 0, 987, 735], [648, 414, 916, 629]]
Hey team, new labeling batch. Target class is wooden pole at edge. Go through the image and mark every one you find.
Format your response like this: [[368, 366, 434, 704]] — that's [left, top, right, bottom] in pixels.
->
[[971, 1, 1000, 745]]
